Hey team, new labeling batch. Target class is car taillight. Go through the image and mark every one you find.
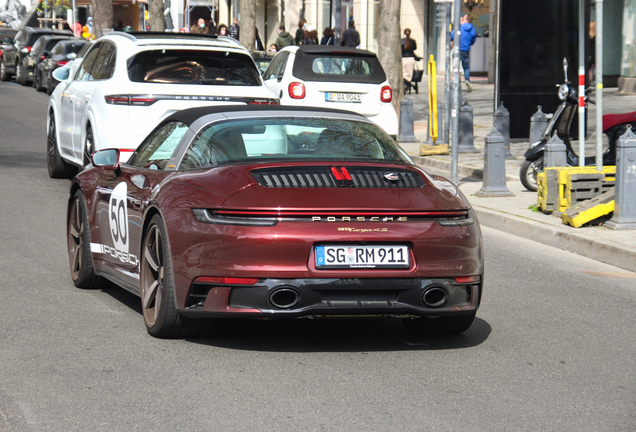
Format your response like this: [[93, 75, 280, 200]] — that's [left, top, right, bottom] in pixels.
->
[[288, 82, 305, 99], [194, 277, 260, 285], [380, 85, 392, 103], [247, 99, 278, 105], [40, 55, 46, 60], [455, 276, 480, 284], [56, 60, 68, 67], [20, 46, 31, 54], [104, 95, 157, 106]]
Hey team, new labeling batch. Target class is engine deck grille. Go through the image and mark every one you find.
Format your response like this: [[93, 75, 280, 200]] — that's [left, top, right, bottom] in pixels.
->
[[252, 166, 424, 188]]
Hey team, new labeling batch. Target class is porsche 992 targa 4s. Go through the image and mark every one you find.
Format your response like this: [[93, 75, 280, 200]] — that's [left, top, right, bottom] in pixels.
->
[[67, 105, 484, 338]]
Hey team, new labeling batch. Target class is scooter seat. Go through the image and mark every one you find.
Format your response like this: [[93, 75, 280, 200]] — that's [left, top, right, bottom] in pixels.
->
[[603, 111, 636, 131]]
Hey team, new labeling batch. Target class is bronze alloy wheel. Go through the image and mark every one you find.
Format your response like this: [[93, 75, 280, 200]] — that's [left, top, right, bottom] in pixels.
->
[[66, 191, 103, 288], [141, 221, 165, 329], [68, 195, 85, 282]]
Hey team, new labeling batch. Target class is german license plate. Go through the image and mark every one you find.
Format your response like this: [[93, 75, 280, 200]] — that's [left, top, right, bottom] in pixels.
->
[[315, 245, 409, 269], [325, 92, 362, 103]]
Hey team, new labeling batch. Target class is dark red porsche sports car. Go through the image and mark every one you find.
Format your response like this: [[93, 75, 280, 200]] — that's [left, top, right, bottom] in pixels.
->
[[67, 105, 483, 338]]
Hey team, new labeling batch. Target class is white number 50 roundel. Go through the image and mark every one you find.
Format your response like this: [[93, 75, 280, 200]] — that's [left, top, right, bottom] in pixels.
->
[[109, 182, 129, 254]]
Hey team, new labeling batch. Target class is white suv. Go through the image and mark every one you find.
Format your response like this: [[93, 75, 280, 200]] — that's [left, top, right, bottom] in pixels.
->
[[262, 46, 398, 136], [46, 32, 278, 178]]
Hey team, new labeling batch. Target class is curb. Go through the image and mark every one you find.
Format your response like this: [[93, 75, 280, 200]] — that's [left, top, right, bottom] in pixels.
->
[[473, 206, 636, 273], [413, 154, 518, 182]]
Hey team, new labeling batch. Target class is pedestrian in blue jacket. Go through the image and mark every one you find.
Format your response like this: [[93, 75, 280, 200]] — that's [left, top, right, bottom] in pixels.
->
[[451, 14, 477, 92]]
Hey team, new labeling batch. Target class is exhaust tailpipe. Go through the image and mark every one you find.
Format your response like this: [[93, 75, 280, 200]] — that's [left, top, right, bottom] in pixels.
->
[[422, 287, 448, 308], [269, 287, 300, 309]]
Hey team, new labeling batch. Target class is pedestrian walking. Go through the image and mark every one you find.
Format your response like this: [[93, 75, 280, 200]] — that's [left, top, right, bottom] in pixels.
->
[[295, 19, 306, 45], [451, 14, 477, 92], [217, 23, 228, 36], [401, 28, 418, 93], [340, 19, 360, 48], [305, 25, 318, 45], [275, 25, 294, 50], [320, 27, 335, 45], [229, 18, 240, 40], [191, 18, 211, 34]]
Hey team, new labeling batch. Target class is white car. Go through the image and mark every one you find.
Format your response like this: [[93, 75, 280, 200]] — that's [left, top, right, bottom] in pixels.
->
[[262, 45, 398, 136], [46, 32, 278, 178]]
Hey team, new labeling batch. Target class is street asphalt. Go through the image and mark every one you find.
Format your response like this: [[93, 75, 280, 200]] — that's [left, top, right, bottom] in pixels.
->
[[399, 77, 636, 272], [1, 79, 635, 431]]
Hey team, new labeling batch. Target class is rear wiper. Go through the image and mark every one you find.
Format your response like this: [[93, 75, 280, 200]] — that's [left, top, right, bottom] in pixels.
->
[[198, 78, 227, 85]]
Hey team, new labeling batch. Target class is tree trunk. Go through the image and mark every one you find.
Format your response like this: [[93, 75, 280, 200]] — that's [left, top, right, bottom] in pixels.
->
[[377, 0, 403, 114], [239, 1, 256, 51], [92, 0, 113, 37], [148, 0, 165, 32]]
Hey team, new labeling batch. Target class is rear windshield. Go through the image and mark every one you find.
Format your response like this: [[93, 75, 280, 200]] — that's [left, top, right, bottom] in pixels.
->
[[180, 117, 409, 170], [292, 51, 387, 84], [128, 49, 261, 86]]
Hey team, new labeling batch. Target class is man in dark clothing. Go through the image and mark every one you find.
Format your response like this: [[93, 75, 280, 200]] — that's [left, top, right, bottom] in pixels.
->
[[229, 18, 240, 40], [450, 14, 477, 92], [275, 26, 294, 50], [340, 20, 360, 48]]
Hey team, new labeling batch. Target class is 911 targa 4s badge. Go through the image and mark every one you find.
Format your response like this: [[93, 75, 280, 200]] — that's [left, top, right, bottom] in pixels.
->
[[66, 105, 484, 338]]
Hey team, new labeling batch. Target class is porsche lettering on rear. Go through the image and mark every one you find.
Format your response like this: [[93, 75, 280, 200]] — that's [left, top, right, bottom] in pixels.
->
[[312, 216, 408, 222]]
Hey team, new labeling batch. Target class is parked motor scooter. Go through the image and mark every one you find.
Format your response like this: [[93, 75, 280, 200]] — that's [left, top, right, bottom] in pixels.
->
[[520, 58, 636, 191]]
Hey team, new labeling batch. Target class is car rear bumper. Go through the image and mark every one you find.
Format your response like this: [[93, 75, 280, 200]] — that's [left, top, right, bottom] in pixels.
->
[[179, 276, 482, 318]]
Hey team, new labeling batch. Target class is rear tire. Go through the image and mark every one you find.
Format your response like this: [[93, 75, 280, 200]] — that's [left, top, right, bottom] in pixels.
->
[[141, 215, 203, 338], [46, 73, 54, 95], [84, 126, 94, 167], [402, 312, 476, 335], [16, 62, 26, 85], [0, 60, 9, 81], [520, 157, 543, 192], [68, 190, 106, 289], [34, 69, 44, 91], [47, 113, 77, 179]]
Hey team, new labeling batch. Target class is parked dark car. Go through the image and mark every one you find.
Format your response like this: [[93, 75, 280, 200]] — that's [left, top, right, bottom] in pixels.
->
[[21, 34, 75, 86], [250, 50, 275, 76], [0, 27, 18, 59], [0, 26, 71, 82], [34, 38, 86, 93]]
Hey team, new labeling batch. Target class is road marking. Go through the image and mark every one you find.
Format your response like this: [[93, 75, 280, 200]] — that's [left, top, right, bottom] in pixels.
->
[[16, 401, 38, 425]]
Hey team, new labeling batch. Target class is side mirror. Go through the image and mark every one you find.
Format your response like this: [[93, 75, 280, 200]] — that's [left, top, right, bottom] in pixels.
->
[[52, 66, 72, 82], [41, 51, 49, 57], [91, 148, 120, 170]]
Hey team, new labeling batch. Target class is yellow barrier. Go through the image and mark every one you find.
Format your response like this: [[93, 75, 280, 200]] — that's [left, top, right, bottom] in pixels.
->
[[536, 166, 616, 214], [427, 55, 438, 143]]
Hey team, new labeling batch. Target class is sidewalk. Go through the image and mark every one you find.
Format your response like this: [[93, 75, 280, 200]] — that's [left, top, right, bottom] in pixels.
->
[[398, 77, 636, 273]]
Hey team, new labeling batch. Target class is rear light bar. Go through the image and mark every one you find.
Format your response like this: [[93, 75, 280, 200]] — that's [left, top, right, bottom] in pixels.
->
[[104, 95, 158, 106], [56, 60, 68, 67], [194, 276, 260, 285], [288, 82, 305, 99], [380, 85, 392, 103], [214, 210, 469, 217]]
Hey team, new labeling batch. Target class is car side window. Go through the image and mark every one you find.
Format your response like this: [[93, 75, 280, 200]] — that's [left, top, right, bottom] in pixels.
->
[[52, 43, 64, 56], [127, 122, 189, 170], [74, 42, 102, 81], [14, 30, 25, 44], [91, 42, 116, 80], [263, 52, 288, 80]]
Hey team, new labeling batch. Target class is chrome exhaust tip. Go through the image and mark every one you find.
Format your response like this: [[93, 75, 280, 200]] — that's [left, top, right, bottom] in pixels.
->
[[269, 287, 300, 309], [422, 287, 448, 308]]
